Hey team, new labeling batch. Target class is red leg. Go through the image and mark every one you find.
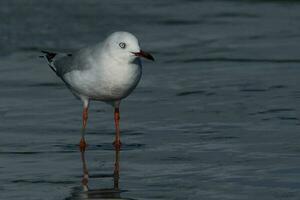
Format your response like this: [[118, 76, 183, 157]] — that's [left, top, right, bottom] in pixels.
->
[[80, 106, 88, 152], [83, 106, 88, 129], [113, 107, 121, 149]]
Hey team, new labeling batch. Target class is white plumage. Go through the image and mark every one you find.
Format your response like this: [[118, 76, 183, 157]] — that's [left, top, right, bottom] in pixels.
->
[[42, 31, 154, 151]]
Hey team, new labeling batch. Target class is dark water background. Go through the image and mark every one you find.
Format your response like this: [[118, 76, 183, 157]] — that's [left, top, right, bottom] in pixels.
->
[[1, 0, 300, 199]]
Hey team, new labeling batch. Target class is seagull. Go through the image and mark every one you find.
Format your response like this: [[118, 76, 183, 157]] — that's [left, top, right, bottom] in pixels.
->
[[41, 31, 154, 151]]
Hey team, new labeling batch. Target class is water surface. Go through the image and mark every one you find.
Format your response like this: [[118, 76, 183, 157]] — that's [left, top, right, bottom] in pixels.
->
[[0, 0, 300, 199]]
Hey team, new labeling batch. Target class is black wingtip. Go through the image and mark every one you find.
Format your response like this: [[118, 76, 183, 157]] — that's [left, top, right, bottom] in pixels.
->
[[41, 50, 57, 62]]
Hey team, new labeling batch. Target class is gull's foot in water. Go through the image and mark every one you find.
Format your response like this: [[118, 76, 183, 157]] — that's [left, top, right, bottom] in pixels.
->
[[79, 138, 87, 152], [113, 140, 122, 150]]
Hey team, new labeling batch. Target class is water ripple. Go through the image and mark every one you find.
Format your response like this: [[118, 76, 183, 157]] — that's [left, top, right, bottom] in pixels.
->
[[249, 108, 294, 115], [176, 90, 206, 96], [158, 19, 200, 25], [90, 143, 145, 151], [166, 57, 300, 64], [12, 179, 75, 184]]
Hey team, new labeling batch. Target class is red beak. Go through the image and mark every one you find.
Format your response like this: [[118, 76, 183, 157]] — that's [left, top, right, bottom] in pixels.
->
[[132, 50, 155, 61]]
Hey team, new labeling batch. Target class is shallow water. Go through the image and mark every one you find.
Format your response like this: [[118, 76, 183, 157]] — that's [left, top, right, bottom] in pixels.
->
[[1, 0, 300, 199]]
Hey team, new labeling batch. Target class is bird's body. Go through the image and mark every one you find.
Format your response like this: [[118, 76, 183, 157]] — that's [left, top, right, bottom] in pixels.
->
[[41, 31, 154, 151], [48, 33, 143, 105]]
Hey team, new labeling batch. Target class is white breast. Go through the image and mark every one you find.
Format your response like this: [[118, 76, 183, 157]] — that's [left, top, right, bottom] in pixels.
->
[[63, 58, 142, 101]]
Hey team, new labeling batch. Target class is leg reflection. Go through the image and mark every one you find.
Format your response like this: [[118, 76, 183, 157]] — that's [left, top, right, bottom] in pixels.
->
[[79, 146, 122, 199], [80, 149, 89, 192], [114, 147, 120, 190]]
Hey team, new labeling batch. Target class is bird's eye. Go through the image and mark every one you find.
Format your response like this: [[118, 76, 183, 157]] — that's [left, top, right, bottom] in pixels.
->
[[119, 42, 126, 49]]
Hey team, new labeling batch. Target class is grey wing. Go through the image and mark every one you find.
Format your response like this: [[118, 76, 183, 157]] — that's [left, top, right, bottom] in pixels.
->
[[42, 46, 95, 79], [41, 50, 74, 77], [40, 51, 80, 98], [53, 54, 77, 78], [54, 46, 96, 78], [41, 48, 96, 100]]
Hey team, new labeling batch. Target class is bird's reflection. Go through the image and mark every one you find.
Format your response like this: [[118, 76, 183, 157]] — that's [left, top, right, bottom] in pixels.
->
[[68, 147, 135, 200], [80, 147, 121, 199]]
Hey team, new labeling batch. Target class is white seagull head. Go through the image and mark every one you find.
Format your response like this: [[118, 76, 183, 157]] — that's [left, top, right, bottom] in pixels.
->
[[104, 31, 154, 63]]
